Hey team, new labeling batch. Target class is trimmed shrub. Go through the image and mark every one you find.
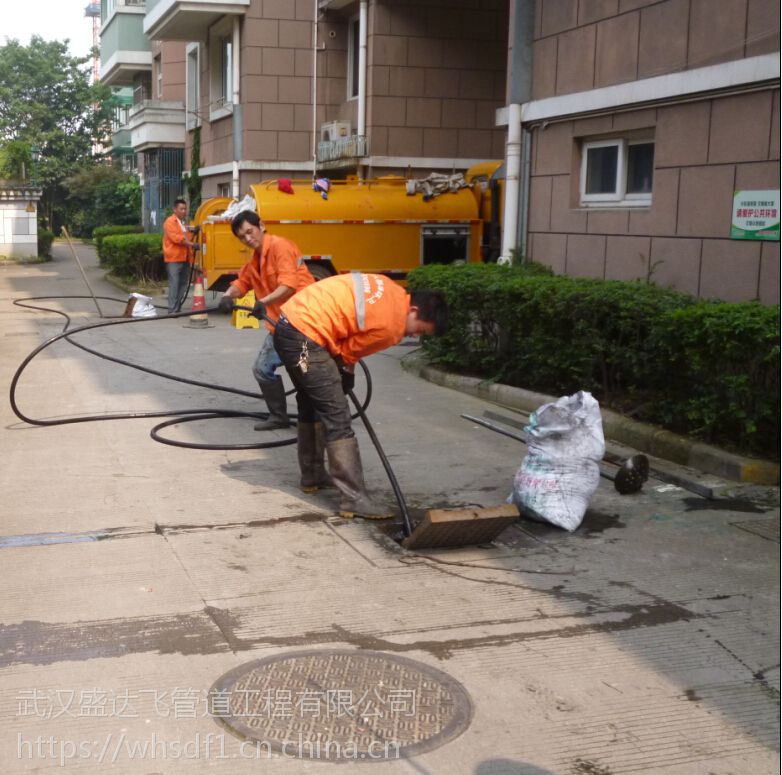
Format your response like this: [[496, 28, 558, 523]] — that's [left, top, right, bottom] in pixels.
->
[[93, 224, 143, 261], [37, 228, 54, 258], [408, 264, 780, 457], [101, 233, 164, 283]]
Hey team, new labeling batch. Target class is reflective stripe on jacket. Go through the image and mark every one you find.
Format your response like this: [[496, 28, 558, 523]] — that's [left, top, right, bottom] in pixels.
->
[[281, 273, 410, 365]]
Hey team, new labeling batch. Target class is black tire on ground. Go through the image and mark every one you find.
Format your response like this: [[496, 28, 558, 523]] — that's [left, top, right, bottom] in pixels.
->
[[306, 262, 334, 282]]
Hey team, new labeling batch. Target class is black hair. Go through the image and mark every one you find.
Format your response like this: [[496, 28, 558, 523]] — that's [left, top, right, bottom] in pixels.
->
[[174, 197, 187, 207], [231, 209, 261, 236], [410, 289, 448, 336]]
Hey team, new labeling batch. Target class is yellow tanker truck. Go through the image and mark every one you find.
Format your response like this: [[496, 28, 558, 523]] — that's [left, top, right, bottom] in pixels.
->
[[192, 163, 504, 291]]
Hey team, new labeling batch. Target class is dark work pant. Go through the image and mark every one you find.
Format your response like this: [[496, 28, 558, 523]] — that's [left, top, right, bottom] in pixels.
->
[[273, 318, 353, 442]]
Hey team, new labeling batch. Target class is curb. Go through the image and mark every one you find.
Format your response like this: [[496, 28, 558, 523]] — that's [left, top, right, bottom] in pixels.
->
[[401, 350, 780, 486]]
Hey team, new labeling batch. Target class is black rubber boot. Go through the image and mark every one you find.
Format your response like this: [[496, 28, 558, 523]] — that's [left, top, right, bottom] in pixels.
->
[[298, 422, 335, 492], [254, 378, 291, 430], [326, 437, 393, 520]]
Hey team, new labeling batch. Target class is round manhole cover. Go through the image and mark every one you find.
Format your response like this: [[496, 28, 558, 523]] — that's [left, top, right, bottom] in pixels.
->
[[209, 649, 472, 761]]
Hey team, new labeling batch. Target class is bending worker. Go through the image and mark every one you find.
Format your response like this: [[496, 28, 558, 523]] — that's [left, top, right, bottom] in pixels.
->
[[217, 210, 314, 431], [162, 198, 196, 314], [272, 272, 448, 520]]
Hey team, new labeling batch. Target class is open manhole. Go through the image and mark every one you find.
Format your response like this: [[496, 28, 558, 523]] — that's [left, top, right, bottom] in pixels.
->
[[209, 649, 473, 761]]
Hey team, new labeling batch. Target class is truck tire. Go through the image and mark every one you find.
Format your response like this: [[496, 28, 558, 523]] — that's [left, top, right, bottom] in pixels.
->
[[306, 262, 334, 282]]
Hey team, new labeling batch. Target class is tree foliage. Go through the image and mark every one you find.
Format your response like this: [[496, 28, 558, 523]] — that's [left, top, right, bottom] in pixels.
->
[[0, 37, 113, 231], [63, 165, 141, 237]]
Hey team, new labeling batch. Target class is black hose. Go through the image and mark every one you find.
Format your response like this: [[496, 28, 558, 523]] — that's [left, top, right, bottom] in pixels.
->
[[347, 390, 414, 538], [9, 297, 372, 451]]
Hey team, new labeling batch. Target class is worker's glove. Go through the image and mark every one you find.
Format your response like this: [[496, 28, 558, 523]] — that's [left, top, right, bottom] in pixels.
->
[[251, 300, 267, 321], [216, 295, 235, 314], [335, 357, 355, 394]]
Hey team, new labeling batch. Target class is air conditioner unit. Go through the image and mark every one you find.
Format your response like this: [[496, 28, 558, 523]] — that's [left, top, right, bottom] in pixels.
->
[[320, 121, 351, 143]]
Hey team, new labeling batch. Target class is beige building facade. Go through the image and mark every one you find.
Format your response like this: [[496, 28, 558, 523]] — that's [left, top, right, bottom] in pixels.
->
[[517, 0, 780, 303], [183, 0, 508, 198]]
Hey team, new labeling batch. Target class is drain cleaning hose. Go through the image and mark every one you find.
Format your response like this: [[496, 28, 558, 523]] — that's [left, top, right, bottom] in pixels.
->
[[9, 296, 372, 451]]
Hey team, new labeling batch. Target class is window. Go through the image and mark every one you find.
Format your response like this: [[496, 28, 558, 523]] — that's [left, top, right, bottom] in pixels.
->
[[347, 16, 359, 100], [580, 138, 654, 207], [186, 43, 200, 130], [209, 19, 234, 120], [154, 55, 162, 99], [217, 183, 231, 197]]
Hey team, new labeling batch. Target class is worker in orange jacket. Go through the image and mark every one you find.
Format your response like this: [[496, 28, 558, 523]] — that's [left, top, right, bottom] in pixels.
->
[[217, 210, 315, 432], [162, 198, 196, 313], [272, 272, 448, 519]]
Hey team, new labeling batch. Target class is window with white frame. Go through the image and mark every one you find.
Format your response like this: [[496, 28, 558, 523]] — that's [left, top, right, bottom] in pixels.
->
[[209, 19, 233, 120], [186, 43, 200, 130], [580, 138, 654, 207], [347, 16, 359, 100]]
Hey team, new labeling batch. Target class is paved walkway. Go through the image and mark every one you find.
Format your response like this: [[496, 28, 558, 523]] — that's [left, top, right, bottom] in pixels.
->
[[0, 243, 778, 774]]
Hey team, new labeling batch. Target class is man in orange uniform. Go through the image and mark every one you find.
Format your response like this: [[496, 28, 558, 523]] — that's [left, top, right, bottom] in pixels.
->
[[162, 198, 196, 313], [273, 272, 448, 519], [217, 210, 315, 437]]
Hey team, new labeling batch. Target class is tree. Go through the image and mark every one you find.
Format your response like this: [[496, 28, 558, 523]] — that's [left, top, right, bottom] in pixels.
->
[[0, 37, 113, 230], [63, 165, 141, 237], [0, 139, 32, 180], [186, 126, 203, 213]]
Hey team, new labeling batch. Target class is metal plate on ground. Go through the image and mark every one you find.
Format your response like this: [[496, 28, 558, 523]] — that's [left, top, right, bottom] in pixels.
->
[[210, 649, 472, 760]]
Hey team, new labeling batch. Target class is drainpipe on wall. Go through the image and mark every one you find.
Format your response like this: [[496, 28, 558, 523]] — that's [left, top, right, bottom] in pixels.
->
[[357, 0, 367, 139], [499, 102, 522, 265], [312, 0, 318, 180], [231, 15, 242, 199], [499, 0, 534, 265]]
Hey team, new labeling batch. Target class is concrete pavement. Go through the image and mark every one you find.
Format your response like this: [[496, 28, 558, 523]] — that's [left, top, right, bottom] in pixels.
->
[[0, 242, 778, 774]]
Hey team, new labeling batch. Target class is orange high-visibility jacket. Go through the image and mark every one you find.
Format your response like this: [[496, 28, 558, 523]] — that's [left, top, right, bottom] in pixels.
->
[[162, 215, 192, 264], [281, 273, 410, 365], [231, 234, 315, 332]]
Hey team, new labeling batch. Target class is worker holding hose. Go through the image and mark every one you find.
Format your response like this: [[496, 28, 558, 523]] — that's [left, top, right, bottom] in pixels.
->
[[216, 210, 315, 433], [162, 198, 197, 314], [269, 272, 448, 520]]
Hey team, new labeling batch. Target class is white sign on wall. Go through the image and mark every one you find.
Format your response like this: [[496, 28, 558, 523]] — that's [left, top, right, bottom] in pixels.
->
[[731, 190, 780, 241]]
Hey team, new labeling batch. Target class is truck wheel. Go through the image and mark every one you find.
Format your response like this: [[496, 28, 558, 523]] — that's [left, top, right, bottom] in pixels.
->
[[307, 262, 333, 282]]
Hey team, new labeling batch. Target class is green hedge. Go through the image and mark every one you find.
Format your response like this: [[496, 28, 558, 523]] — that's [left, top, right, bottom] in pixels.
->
[[93, 224, 143, 260], [37, 228, 54, 258], [101, 233, 164, 283], [408, 264, 780, 457]]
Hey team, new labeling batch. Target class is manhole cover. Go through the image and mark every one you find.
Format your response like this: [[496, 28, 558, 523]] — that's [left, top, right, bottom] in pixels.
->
[[209, 649, 472, 761]]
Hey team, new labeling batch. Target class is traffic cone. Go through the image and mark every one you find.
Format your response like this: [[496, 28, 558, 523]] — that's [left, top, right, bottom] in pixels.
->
[[186, 274, 211, 328]]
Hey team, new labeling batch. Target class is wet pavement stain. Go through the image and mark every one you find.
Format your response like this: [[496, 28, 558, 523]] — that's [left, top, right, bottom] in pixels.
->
[[0, 612, 231, 668], [156, 512, 327, 534], [204, 600, 697, 661], [682, 497, 767, 514]]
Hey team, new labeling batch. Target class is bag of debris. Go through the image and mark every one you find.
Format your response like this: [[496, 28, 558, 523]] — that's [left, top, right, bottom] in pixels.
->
[[124, 292, 157, 318], [511, 391, 605, 531]]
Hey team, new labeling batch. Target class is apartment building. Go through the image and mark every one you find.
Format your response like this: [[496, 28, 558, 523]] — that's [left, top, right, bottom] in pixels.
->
[[100, 0, 508, 227], [510, 0, 780, 303]]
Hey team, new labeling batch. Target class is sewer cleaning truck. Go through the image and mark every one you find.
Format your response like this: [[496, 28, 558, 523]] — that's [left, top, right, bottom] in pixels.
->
[[192, 162, 504, 291]]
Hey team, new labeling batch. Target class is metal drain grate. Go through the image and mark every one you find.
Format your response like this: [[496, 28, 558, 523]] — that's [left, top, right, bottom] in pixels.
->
[[731, 518, 781, 543], [210, 649, 472, 760]]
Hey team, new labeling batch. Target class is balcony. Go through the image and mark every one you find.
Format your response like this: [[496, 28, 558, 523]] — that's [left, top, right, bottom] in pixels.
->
[[143, 0, 250, 41], [99, 0, 151, 86], [316, 135, 369, 169], [126, 100, 186, 152]]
